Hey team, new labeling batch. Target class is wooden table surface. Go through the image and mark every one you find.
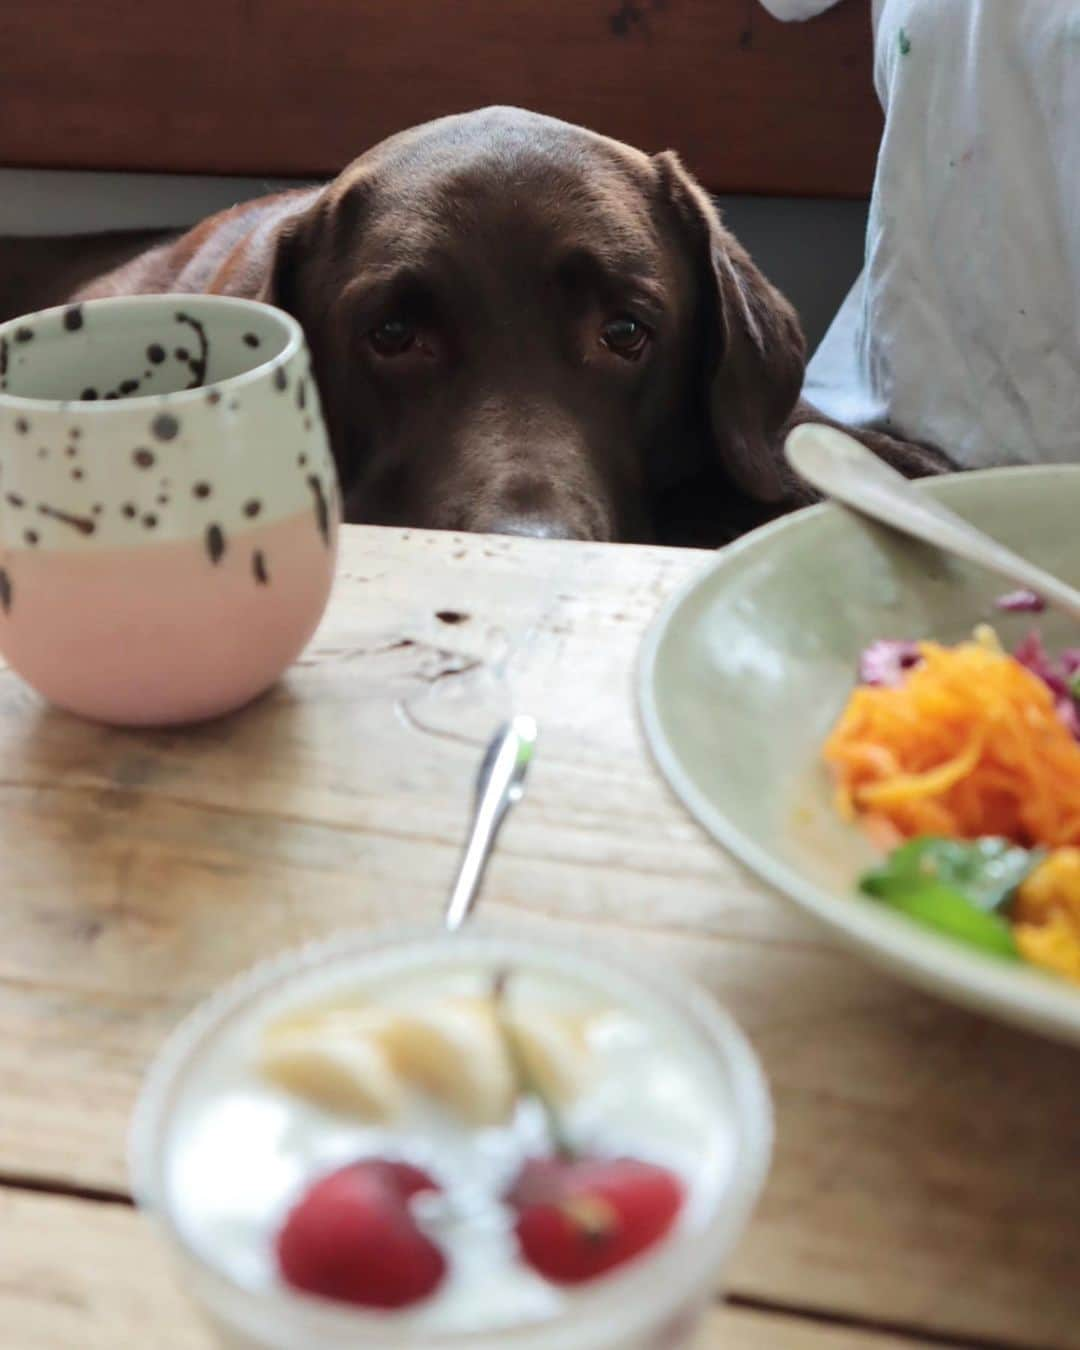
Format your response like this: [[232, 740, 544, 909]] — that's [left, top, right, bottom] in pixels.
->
[[3, 526, 1078, 1350]]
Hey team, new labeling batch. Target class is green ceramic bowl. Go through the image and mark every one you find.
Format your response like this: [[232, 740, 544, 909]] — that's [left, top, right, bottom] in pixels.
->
[[639, 465, 1080, 1047]]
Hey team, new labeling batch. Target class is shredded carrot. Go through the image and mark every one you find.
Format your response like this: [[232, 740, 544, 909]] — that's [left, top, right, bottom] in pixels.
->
[[824, 642, 1080, 848]]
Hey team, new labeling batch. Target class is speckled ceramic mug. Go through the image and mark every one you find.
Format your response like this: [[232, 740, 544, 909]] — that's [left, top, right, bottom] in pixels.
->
[[0, 295, 339, 725]]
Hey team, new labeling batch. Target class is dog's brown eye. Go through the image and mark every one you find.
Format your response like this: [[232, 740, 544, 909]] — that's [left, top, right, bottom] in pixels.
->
[[369, 319, 416, 356], [601, 315, 649, 358]]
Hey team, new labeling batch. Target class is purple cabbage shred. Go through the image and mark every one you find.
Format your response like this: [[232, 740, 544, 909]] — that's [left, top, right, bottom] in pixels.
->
[[858, 639, 923, 688], [995, 588, 1046, 613], [1013, 630, 1080, 740]]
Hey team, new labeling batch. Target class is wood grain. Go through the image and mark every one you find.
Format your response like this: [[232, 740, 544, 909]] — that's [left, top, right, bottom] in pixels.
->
[[1, 527, 1078, 1349], [1, 1187, 928, 1350], [0, 0, 881, 197]]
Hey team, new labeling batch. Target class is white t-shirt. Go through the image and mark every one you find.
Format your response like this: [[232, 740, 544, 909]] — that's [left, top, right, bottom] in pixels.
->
[[758, 0, 1080, 466]]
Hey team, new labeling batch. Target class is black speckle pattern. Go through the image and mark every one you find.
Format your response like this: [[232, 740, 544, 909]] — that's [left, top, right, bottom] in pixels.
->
[[14, 327, 34, 344], [0, 337, 8, 379], [174, 313, 209, 388], [6, 492, 25, 508], [63, 305, 84, 332], [206, 523, 226, 564], [243, 332, 261, 348], [0, 569, 11, 613], [151, 413, 180, 441], [308, 474, 331, 547], [4, 337, 328, 557], [36, 504, 95, 535], [436, 610, 469, 625]]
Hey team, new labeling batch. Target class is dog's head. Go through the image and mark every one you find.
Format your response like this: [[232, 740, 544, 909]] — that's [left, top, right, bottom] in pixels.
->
[[261, 108, 806, 541]]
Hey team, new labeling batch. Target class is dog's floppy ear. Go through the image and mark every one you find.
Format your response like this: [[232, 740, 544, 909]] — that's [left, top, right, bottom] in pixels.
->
[[252, 196, 328, 316], [198, 193, 320, 314], [254, 213, 308, 312], [256, 177, 374, 321], [203, 182, 362, 314], [654, 151, 806, 504]]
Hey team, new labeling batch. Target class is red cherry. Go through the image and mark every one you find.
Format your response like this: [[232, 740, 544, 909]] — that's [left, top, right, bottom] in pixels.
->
[[370, 1159, 442, 1203], [276, 1159, 446, 1309], [507, 1156, 684, 1285]]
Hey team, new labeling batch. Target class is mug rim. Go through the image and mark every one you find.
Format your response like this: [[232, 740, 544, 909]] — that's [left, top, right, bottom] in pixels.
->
[[0, 294, 304, 414]]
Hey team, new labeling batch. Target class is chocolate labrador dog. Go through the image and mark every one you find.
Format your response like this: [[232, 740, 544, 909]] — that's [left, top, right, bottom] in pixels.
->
[[1, 107, 947, 544]]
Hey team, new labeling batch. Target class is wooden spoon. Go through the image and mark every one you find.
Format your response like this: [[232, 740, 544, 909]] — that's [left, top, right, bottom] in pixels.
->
[[785, 423, 1080, 623]]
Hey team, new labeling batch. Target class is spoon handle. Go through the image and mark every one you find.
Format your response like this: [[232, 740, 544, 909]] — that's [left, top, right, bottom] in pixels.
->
[[785, 424, 1080, 624], [444, 715, 538, 933]]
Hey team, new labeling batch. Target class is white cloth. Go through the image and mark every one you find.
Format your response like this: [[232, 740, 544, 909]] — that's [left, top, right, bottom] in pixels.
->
[[758, 0, 1080, 466]]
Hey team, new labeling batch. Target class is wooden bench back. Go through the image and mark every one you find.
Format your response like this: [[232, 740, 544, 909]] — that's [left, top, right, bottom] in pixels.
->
[[0, 0, 878, 196]]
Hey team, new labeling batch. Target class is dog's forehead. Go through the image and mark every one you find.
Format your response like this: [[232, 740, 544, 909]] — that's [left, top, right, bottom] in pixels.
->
[[346, 110, 663, 267], [360, 106, 652, 185]]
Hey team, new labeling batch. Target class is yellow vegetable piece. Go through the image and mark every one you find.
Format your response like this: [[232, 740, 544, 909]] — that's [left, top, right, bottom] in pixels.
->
[[1014, 848, 1080, 984]]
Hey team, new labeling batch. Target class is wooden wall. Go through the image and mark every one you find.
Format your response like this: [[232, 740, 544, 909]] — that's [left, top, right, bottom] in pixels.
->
[[0, 0, 879, 196]]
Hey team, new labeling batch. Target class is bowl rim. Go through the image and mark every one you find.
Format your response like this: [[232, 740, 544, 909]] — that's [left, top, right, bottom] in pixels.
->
[[0, 294, 304, 414], [638, 463, 1080, 1048]]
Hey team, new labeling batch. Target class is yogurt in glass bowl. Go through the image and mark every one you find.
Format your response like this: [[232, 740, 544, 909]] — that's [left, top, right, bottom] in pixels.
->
[[131, 928, 772, 1349]]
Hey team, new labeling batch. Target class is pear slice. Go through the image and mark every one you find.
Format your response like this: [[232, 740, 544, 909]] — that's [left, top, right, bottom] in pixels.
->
[[377, 996, 517, 1126], [503, 1009, 593, 1107], [258, 1008, 403, 1121], [257, 993, 605, 1125]]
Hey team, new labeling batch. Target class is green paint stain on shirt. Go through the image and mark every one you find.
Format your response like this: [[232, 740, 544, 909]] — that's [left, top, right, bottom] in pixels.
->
[[899, 27, 911, 56]]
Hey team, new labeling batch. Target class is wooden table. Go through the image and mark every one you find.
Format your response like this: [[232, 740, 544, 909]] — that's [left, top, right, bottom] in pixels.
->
[[3, 526, 1078, 1350]]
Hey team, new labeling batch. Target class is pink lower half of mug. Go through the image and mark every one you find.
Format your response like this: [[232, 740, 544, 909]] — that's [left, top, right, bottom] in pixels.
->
[[0, 509, 336, 725]]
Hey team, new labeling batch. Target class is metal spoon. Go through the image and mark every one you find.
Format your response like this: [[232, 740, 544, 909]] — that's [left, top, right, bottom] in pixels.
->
[[785, 423, 1080, 623], [444, 714, 538, 932]]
